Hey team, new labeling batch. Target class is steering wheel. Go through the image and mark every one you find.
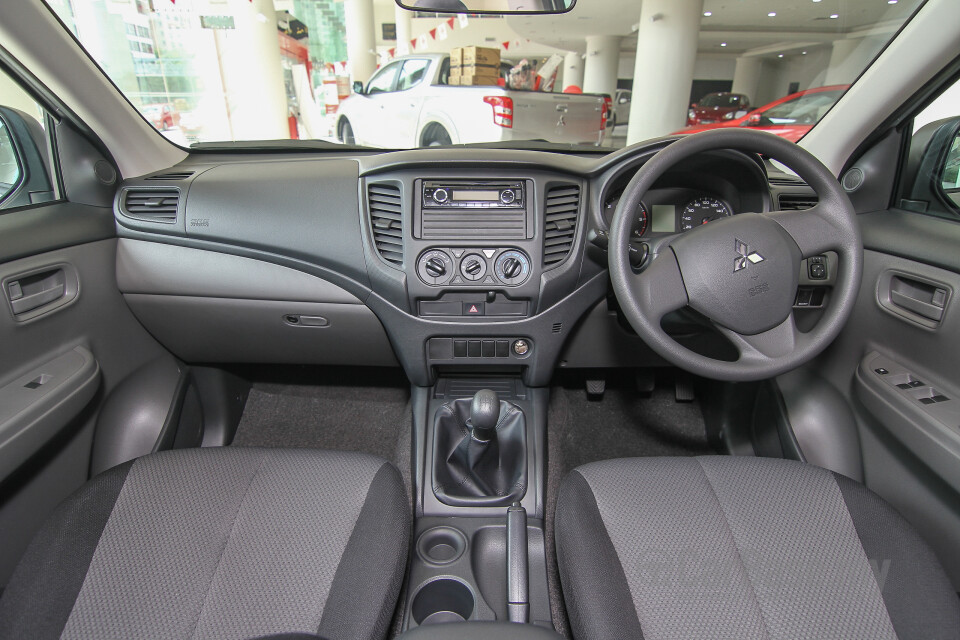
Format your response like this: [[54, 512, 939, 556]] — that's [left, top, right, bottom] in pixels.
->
[[609, 129, 862, 382]]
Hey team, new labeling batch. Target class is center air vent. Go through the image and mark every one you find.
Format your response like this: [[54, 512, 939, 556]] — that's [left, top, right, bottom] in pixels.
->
[[368, 182, 404, 267], [120, 188, 180, 223], [778, 193, 818, 211], [146, 171, 194, 181], [543, 184, 580, 267]]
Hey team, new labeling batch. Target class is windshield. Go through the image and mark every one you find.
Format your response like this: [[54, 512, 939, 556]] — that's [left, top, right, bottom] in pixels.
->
[[48, 0, 923, 150]]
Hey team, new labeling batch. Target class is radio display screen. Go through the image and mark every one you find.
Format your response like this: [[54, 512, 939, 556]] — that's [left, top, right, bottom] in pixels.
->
[[453, 190, 500, 202]]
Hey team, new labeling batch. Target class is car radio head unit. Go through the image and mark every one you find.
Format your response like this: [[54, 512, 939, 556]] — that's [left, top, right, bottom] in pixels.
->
[[423, 181, 524, 209]]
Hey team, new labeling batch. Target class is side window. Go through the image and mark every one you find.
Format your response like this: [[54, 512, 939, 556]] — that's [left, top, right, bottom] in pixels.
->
[[899, 79, 960, 217], [397, 59, 430, 92], [0, 68, 57, 210], [366, 63, 401, 95]]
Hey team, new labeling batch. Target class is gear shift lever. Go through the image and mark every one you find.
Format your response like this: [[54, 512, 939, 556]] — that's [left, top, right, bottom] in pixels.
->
[[432, 388, 528, 506], [470, 389, 500, 441]]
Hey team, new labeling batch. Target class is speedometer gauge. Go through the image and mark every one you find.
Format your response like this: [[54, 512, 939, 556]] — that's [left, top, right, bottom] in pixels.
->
[[680, 196, 732, 231]]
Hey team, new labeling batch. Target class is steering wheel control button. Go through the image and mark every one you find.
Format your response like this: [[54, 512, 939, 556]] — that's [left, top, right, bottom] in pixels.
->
[[808, 255, 828, 280], [460, 254, 487, 281], [512, 339, 530, 356], [417, 250, 454, 285], [463, 302, 485, 316], [495, 250, 531, 286]]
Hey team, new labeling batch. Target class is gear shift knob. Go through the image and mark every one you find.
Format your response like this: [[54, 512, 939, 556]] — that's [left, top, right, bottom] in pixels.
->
[[470, 389, 500, 441]]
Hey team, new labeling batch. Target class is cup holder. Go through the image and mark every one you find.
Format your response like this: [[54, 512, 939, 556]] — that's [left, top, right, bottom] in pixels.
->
[[411, 577, 475, 626], [416, 526, 467, 565]]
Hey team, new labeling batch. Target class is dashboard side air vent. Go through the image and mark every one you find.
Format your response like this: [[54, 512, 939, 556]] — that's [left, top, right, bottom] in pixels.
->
[[778, 193, 818, 211], [543, 184, 580, 267], [145, 171, 194, 181], [368, 182, 404, 267], [120, 188, 180, 223]]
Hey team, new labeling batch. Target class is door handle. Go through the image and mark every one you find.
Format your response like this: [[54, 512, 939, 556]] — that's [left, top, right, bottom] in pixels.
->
[[8, 268, 66, 315], [878, 270, 950, 327], [890, 289, 945, 322]]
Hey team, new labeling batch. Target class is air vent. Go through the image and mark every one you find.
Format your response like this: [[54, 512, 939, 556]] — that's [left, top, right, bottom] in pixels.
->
[[778, 194, 818, 211], [368, 183, 404, 267], [543, 184, 580, 267], [121, 189, 180, 223], [146, 171, 194, 181], [552, 322, 563, 334], [768, 175, 806, 186]]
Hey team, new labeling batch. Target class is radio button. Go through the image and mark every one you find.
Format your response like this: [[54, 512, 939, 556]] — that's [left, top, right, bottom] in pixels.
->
[[500, 189, 517, 204], [433, 188, 449, 204]]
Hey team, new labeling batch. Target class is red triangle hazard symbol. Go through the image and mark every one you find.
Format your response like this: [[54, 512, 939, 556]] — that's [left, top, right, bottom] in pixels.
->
[[468, 305, 479, 313]]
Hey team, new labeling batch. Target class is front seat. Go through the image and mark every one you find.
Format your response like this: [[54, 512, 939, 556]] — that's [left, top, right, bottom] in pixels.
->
[[555, 456, 960, 640], [0, 447, 410, 640]]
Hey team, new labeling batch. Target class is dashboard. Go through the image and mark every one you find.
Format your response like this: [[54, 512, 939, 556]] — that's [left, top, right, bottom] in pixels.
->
[[112, 140, 814, 389]]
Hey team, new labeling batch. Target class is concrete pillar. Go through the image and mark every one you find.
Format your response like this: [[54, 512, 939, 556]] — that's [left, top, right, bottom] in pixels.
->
[[731, 56, 763, 105], [395, 3, 413, 55], [345, 0, 378, 85], [824, 37, 878, 85], [583, 35, 621, 98], [563, 51, 584, 91], [218, 0, 288, 140], [627, 0, 704, 144]]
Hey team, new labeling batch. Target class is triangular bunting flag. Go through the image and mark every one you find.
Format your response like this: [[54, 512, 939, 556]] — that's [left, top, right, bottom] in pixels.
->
[[429, 28, 437, 39], [502, 41, 510, 50], [447, 17, 456, 28]]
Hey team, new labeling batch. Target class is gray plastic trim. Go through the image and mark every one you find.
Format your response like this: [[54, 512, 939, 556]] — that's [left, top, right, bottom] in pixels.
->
[[775, 368, 864, 481], [0, 346, 99, 482], [89, 354, 183, 476], [123, 295, 397, 366], [116, 239, 360, 304]]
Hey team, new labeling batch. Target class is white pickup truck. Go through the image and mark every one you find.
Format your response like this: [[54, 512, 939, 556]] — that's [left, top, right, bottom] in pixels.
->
[[335, 54, 610, 148]]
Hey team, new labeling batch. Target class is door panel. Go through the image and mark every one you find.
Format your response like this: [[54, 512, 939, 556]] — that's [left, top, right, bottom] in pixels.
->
[[792, 225, 960, 587], [0, 239, 168, 583]]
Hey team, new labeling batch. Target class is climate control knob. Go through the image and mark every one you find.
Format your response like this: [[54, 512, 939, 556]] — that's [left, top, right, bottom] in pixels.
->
[[460, 254, 487, 281], [501, 257, 523, 279], [417, 250, 454, 285], [425, 257, 447, 278], [494, 250, 531, 286]]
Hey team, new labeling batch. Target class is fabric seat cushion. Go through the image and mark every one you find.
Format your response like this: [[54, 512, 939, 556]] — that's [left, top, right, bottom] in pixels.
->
[[0, 447, 410, 640], [555, 456, 960, 640]]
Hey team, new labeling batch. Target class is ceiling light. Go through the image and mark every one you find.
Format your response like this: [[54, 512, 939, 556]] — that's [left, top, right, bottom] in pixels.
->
[[829, 13, 839, 18], [768, 12, 777, 17], [778, 54, 784, 58], [888, 0, 897, 3], [802, 51, 808, 54], [703, 11, 712, 16], [720, 42, 727, 47], [812, 0, 822, 3]]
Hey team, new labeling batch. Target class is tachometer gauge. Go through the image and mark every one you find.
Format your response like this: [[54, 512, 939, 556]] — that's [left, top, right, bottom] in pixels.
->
[[604, 194, 648, 238], [680, 196, 732, 231]]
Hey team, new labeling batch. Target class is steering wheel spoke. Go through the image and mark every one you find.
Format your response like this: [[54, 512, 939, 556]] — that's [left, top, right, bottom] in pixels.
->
[[767, 205, 840, 258], [714, 313, 807, 365], [632, 250, 689, 320]]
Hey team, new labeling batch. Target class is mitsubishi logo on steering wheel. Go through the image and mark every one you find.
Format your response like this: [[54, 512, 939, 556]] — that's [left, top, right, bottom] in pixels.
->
[[734, 238, 765, 273]]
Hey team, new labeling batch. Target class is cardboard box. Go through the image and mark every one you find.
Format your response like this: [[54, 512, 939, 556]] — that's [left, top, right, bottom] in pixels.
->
[[459, 71, 500, 86], [462, 62, 499, 74], [463, 46, 500, 68], [449, 67, 462, 85], [450, 47, 464, 68]]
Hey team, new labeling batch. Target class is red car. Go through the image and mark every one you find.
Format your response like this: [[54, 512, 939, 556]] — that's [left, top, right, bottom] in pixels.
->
[[677, 85, 849, 143], [686, 92, 751, 126], [142, 103, 179, 130]]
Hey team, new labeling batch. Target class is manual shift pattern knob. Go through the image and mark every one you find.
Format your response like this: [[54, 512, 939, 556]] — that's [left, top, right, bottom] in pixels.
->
[[470, 389, 500, 441]]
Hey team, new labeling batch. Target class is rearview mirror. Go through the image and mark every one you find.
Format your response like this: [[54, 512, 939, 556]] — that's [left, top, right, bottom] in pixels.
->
[[395, 0, 575, 15], [353, 81, 365, 95]]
